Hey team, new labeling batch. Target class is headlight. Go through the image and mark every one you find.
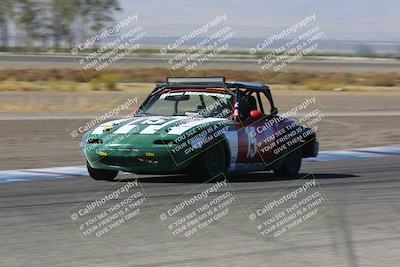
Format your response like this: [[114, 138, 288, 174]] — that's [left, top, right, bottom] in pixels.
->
[[80, 132, 90, 149]]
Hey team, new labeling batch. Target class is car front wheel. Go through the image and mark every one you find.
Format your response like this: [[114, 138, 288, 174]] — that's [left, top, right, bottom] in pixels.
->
[[190, 142, 227, 180], [273, 148, 302, 177], [87, 162, 118, 181]]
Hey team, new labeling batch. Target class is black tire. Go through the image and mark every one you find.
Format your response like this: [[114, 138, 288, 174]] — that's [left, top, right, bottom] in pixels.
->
[[273, 148, 302, 177], [190, 142, 227, 180], [87, 162, 118, 181]]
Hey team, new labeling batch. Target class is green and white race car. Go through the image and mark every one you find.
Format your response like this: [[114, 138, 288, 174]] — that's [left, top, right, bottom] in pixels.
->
[[81, 77, 318, 181]]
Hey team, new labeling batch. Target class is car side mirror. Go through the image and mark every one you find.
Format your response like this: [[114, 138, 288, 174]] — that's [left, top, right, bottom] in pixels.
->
[[250, 110, 263, 119]]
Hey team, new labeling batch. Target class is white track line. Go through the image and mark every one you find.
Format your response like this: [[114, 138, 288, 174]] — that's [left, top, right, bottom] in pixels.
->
[[0, 146, 399, 184]]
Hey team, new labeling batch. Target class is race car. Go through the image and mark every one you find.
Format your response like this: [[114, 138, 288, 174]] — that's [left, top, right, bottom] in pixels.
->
[[81, 77, 318, 181]]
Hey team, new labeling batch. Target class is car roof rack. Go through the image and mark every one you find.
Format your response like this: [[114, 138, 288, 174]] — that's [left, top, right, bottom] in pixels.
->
[[166, 77, 225, 84], [160, 77, 270, 92]]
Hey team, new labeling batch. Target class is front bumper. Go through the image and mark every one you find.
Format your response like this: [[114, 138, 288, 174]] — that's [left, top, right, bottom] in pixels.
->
[[84, 146, 191, 174]]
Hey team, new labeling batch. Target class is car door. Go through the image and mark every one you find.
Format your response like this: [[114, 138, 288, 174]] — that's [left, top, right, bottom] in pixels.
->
[[235, 90, 281, 165], [237, 117, 278, 164]]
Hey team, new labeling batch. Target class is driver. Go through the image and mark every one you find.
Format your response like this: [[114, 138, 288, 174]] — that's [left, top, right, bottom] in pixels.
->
[[239, 94, 257, 121]]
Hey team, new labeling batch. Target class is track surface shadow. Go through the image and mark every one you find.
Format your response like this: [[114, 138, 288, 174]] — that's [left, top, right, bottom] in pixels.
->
[[115, 172, 358, 184]]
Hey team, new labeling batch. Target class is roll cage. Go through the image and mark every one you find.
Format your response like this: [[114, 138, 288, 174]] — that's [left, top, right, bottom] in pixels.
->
[[139, 77, 278, 117]]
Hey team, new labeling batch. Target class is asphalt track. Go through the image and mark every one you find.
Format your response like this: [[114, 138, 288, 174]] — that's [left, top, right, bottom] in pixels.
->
[[1, 53, 400, 72], [1, 154, 400, 266]]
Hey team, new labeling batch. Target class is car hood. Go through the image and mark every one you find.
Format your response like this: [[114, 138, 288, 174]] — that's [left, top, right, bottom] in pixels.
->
[[86, 115, 231, 140]]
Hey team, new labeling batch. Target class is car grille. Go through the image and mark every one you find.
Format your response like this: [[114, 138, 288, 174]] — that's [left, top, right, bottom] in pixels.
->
[[100, 156, 158, 168], [100, 157, 139, 168]]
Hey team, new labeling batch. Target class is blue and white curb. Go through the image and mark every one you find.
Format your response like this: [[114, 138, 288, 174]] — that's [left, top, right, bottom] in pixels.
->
[[0, 166, 88, 184], [304, 146, 400, 162], [0, 146, 399, 184]]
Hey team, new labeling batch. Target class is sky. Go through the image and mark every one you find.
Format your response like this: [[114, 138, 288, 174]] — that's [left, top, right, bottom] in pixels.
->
[[118, 0, 399, 41]]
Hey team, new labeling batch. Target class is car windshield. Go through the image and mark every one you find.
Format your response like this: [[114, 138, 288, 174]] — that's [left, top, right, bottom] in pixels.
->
[[141, 90, 233, 118]]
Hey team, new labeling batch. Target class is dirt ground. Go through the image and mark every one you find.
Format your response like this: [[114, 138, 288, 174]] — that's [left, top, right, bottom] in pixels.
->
[[1, 86, 400, 112]]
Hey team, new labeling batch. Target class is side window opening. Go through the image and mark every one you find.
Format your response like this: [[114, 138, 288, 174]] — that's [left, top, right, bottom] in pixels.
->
[[257, 91, 273, 116]]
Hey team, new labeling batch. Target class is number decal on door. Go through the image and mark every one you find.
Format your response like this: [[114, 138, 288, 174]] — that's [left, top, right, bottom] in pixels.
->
[[245, 127, 257, 158]]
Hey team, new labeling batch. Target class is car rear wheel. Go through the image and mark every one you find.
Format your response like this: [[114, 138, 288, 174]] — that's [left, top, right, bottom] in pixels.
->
[[190, 142, 227, 180], [273, 148, 302, 177], [87, 162, 118, 181]]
